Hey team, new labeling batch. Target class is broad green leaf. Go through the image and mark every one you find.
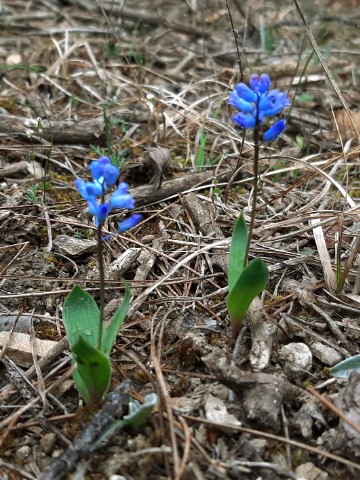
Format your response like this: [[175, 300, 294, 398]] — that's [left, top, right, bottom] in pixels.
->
[[73, 337, 111, 407], [330, 354, 360, 379], [227, 258, 269, 325], [102, 280, 131, 356], [63, 285, 99, 350], [228, 213, 248, 291]]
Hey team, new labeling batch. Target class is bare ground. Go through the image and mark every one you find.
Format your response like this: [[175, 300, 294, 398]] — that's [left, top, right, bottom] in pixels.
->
[[0, 0, 360, 479]]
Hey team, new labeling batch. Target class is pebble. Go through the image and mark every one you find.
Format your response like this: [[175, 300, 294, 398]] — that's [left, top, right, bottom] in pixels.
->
[[15, 445, 31, 463], [278, 342, 312, 373], [0, 332, 58, 368], [0, 315, 31, 333], [295, 462, 328, 480], [40, 432, 57, 455], [310, 342, 343, 366]]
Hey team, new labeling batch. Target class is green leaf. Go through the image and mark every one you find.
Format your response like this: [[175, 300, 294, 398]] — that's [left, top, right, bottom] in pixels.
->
[[227, 258, 269, 325], [101, 280, 131, 356], [63, 285, 100, 351], [72, 337, 111, 407], [123, 393, 158, 429], [89, 393, 158, 450], [228, 213, 248, 291], [330, 354, 360, 379]]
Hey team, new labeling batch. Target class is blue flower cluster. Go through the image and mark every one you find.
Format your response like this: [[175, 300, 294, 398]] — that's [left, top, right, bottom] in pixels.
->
[[75, 156, 141, 232], [229, 73, 290, 141]]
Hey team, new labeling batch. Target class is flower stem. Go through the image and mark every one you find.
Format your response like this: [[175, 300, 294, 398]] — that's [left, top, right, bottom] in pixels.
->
[[245, 100, 260, 263], [97, 224, 105, 350]]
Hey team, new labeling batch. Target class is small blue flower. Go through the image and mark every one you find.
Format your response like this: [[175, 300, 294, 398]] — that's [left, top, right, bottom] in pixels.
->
[[89, 156, 111, 182], [110, 182, 135, 209], [259, 91, 290, 118], [235, 83, 257, 102], [263, 119, 287, 142], [89, 156, 120, 190], [229, 91, 254, 114], [75, 157, 140, 234], [118, 214, 142, 232], [228, 73, 290, 141], [88, 199, 110, 226], [232, 113, 256, 129], [249, 73, 271, 94]]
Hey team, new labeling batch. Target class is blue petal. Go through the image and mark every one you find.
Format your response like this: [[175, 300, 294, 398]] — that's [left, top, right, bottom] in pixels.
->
[[258, 74, 271, 93], [235, 83, 257, 102], [118, 214, 142, 232], [85, 180, 103, 197], [75, 178, 103, 200], [110, 183, 135, 209], [115, 182, 129, 194], [249, 74, 260, 92], [228, 91, 254, 113], [75, 178, 90, 200], [111, 194, 135, 209], [88, 199, 110, 226], [89, 156, 111, 181], [259, 90, 290, 117], [231, 113, 256, 129], [103, 163, 120, 185], [249, 73, 271, 93], [263, 119, 286, 142]]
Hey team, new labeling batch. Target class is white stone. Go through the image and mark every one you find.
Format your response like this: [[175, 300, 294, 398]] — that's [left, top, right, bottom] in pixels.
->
[[0, 331, 58, 367], [15, 445, 31, 463], [310, 342, 343, 366], [278, 342, 312, 373], [204, 394, 241, 427], [295, 462, 328, 480]]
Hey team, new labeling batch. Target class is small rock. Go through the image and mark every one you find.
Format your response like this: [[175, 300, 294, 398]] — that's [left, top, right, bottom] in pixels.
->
[[243, 383, 282, 431], [342, 318, 360, 340], [0, 332, 58, 367], [54, 235, 97, 257], [0, 315, 31, 333], [6, 52, 22, 65], [249, 438, 268, 456], [52, 379, 73, 398], [26, 160, 44, 179], [40, 432, 57, 455], [310, 342, 343, 366], [15, 445, 31, 463], [51, 449, 63, 458], [204, 394, 241, 428], [292, 401, 326, 439], [168, 396, 200, 415], [295, 462, 328, 480], [278, 342, 312, 373]]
